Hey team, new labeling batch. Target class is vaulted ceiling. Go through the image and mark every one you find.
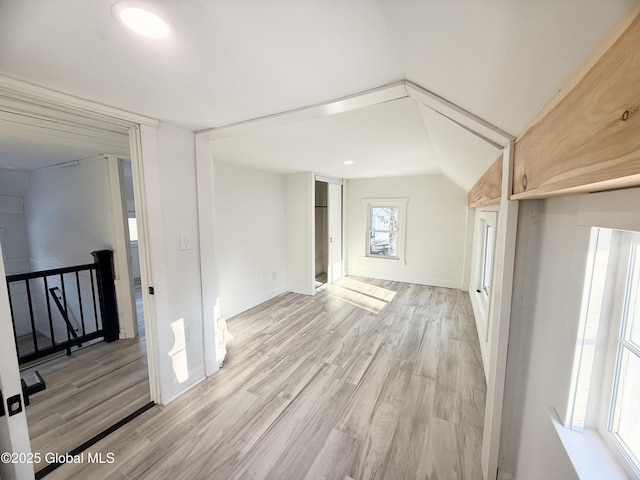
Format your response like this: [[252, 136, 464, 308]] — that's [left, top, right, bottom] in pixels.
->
[[0, 0, 637, 189]]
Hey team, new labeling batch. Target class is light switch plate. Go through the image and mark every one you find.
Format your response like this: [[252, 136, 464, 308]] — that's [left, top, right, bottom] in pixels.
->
[[180, 233, 191, 251]]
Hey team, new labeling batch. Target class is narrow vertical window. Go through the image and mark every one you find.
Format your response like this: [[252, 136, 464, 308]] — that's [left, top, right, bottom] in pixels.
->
[[482, 224, 494, 294], [128, 217, 138, 242]]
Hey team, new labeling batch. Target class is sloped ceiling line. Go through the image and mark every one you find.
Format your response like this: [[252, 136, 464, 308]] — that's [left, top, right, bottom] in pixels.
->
[[200, 79, 511, 151], [198, 82, 408, 141], [200, 79, 507, 191]]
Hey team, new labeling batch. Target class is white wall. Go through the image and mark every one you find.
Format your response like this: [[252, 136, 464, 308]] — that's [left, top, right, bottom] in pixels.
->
[[213, 160, 287, 319], [24, 158, 115, 269], [0, 215, 30, 276], [285, 172, 314, 294], [346, 174, 469, 289], [499, 196, 591, 479], [19, 159, 117, 340], [0, 168, 32, 277], [145, 122, 205, 403]]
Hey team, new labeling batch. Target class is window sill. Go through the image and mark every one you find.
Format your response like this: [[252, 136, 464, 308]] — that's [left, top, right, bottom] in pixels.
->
[[549, 408, 629, 480]]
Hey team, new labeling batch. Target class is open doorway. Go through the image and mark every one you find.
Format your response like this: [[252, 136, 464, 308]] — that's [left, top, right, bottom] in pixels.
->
[[0, 106, 152, 476], [314, 176, 344, 290], [314, 181, 329, 288]]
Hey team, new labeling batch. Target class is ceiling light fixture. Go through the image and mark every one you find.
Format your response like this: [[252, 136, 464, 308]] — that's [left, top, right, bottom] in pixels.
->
[[342, 159, 355, 165], [113, 3, 171, 39]]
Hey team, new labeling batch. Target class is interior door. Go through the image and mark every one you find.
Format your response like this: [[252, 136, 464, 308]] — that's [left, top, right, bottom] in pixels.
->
[[0, 243, 35, 480], [327, 183, 343, 284]]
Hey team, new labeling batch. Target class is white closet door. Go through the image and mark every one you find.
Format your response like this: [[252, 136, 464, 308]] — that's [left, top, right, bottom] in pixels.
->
[[328, 183, 343, 284]]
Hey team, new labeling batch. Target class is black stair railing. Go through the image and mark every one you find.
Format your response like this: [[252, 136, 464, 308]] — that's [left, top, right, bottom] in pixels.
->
[[6, 250, 120, 365]]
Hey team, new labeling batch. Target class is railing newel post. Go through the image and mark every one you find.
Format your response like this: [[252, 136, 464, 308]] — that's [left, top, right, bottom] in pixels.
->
[[91, 250, 119, 343]]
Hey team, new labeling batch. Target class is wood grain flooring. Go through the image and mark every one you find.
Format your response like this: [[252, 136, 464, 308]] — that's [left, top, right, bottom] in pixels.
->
[[44, 277, 486, 480], [23, 286, 149, 473]]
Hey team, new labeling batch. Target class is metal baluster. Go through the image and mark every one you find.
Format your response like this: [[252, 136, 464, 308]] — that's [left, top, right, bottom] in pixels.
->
[[75, 271, 86, 336], [60, 274, 69, 341], [25, 279, 38, 353], [44, 276, 55, 346], [90, 269, 99, 331]]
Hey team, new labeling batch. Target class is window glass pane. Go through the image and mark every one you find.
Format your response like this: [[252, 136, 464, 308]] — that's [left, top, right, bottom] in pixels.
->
[[128, 217, 138, 242], [371, 207, 398, 231], [612, 347, 640, 469], [369, 231, 397, 257], [482, 224, 494, 292], [624, 243, 640, 348]]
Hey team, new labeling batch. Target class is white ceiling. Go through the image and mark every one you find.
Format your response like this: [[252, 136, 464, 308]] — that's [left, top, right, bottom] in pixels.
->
[[0, 0, 637, 187], [210, 97, 441, 179]]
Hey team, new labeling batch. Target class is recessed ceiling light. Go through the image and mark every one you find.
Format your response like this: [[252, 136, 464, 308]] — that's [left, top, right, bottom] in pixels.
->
[[342, 159, 355, 165], [113, 3, 171, 39]]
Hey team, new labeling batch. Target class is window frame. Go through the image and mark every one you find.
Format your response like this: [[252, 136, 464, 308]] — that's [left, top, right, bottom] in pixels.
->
[[361, 198, 407, 262], [600, 231, 640, 479], [566, 228, 640, 480], [474, 210, 498, 330]]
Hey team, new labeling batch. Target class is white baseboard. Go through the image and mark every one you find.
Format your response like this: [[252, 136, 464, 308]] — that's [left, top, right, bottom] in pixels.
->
[[346, 269, 463, 290], [497, 470, 514, 480], [221, 285, 287, 320], [163, 373, 206, 406], [287, 284, 313, 295]]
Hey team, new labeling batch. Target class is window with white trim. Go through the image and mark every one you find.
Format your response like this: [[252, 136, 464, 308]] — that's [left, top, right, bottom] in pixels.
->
[[567, 228, 640, 479], [481, 223, 495, 295], [474, 210, 497, 312], [362, 198, 407, 262], [606, 232, 640, 476]]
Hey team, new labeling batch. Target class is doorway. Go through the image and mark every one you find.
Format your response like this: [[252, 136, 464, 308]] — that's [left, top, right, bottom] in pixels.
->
[[0, 99, 153, 477], [314, 177, 343, 290]]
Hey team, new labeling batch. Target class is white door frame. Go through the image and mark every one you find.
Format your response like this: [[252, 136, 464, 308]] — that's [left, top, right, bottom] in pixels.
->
[[105, 155, 138, 339], [327, 182, 344, 284], [0, 76, 163, 458], [0, 240, 34, 480]]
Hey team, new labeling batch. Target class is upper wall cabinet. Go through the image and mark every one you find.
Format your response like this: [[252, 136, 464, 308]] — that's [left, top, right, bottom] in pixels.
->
[[512, 7, 640, 199], [468, 154, 503, 208]]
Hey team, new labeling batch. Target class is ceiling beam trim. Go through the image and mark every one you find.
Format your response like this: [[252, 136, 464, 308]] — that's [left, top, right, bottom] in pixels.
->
[[404, 80, 515, 148], [197, 82, 408, 140]]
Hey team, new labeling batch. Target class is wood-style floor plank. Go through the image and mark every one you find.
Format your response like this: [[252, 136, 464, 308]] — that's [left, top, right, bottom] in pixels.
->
[[46, 277, 486, 480], [23, 286, 150, 472]]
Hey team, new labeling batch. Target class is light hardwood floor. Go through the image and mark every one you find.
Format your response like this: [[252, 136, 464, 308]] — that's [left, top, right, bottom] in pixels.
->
[[45, 277, 486, 480], [23, 286, 149, 473]]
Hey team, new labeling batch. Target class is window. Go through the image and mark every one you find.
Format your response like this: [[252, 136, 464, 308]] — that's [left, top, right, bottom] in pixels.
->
[[474, 210, 497, 306], [608, 236, 640, 475], [567, 228, 640, 479], [481, 223, 495, 295], [368, 206, 398, 258], [128, 217, 138, 242], [362, 198, 407, 261]]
